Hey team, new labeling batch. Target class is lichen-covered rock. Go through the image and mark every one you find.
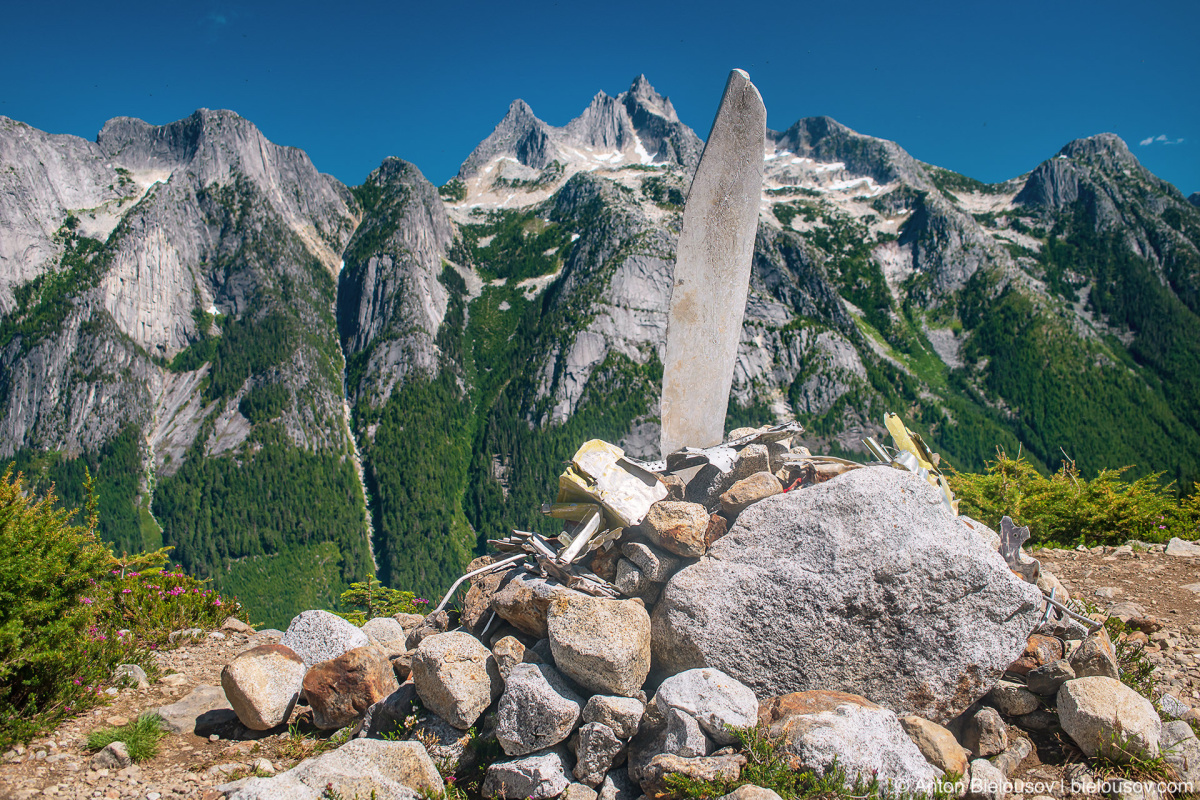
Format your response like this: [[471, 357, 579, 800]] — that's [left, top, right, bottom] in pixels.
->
[[496, 663, 585, 756], [1057, 677, 1161, 761], [1008, 634, 1066, 676], [412, 631, 502, 730], [653, 468, 1043, 723], [483, 748, 573, 799], [493, 635, 530, 681], [279, 610, 369, 668], [303, 646, 399, 730], [221, 644, 305, 730], [547, 595, 651, 697], [227, 739, 439, 800], [615, 559, 650, 597], [653, 668, 758, 745]]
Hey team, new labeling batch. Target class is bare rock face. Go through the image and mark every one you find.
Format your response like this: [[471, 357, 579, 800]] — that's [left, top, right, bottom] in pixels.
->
[[303, 646, 399, 730], [547, 595, 651, 697], [412, 631, 502, 730], [221, 644, 306, 730], [652, 468, 1044, 724]]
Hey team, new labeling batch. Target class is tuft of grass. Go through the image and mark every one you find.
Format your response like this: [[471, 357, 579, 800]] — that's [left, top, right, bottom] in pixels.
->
[[86, 713, 166, 762], [1091, 729, 1180, 792], [949, 450, 1199, 546]]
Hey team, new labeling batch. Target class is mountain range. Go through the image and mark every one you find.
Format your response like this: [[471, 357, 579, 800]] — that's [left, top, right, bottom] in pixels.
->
[[3, 76, 1198, 626]]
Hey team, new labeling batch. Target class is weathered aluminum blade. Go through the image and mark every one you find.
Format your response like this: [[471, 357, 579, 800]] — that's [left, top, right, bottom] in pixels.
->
[[660, 69, 766, 458]]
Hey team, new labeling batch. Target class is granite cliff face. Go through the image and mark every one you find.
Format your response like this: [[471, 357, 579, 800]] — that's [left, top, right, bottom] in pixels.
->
[[3, 77, 1199, 626]]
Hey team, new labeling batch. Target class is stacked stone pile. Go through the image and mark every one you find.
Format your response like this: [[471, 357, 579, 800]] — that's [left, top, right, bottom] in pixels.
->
[[211, 428, 1200, 800]]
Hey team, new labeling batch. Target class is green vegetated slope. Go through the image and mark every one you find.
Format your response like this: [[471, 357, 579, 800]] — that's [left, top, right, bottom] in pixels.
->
[[149, 176, 373, 626]]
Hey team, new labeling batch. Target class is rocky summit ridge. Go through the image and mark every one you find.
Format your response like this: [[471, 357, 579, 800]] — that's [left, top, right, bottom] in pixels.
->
[[2, 77, 1200, 630]]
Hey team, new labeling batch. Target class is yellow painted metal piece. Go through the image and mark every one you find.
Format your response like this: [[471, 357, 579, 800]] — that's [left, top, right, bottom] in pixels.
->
[[557, 440, 667, 529]]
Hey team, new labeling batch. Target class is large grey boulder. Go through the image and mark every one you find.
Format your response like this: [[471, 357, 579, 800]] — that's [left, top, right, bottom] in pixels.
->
[[363, 617, 410, 656], [483, 748, 573, 799], [652, 467, 1043, 723], [221, 644, 305, 730], [547, 595, 651, 697], [496, 663, 585, 756], [1057, 677, 1161, 761], [777, 701, 943, 793], [412, 631, 502, 730], [279, 610, 369, 668], [653, 668, 759, 745]]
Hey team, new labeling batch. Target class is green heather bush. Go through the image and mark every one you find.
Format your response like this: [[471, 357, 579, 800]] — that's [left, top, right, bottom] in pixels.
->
[[0, 466, 240, 747], [949, 450, 1199, 546]]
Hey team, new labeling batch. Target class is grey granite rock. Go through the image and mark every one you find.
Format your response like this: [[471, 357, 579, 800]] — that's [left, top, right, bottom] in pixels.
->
[[583, 695, 645, 740], [483, 748, 573, 799], [574, 722, 626, 787], [652, 468, 1043, 724], [496, 663, 585, 756], [279, 610, 369, 668], [412, 631, 502, 730], [663, 708, 710, 758], [1057, 677, 1161, 761], [653, 668, 758, 745], [548, 595, 651, 697], [221, 644, 305, 730]]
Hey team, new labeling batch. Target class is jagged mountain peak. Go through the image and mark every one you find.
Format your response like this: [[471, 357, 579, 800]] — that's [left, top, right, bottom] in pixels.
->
[[1190, 192, 1200, 207], [453, 75, 703, 200], [622, 74, 678, 122], [765, 115, 931, 194]]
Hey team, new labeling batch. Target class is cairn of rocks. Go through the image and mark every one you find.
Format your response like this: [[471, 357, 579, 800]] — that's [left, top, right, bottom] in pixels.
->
[[210, 426, 1200, 800]]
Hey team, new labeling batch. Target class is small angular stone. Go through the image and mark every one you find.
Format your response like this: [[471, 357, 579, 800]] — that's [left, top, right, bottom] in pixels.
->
[[492, 573, 580, 638], [563, 783, 599, 800], [598, 768, 640, 800], [302, 646, 398, 730], [615, 559, 650, 596], [899, 715, 968, 777], [583, 695, 645, 740], [963, 707, 1007, 758], [719, 472, 782, 516], [91, 742, 131, 770], [412, 631, 502, 730], [483, 748, 573, 799], [642, 501, 710, 558], [621, 542, 679, 583], [1026, 660, 1074, 696], [1006, 634, 1065, 676], [496, 664, 584, 756], [113, 664, 150, 689], [1069, 628, 1119, 679], [493, 635, 528, 681], [967, 757, 1007, 800], [654, 668, 757, 745], [663, 708, 710, 758], [704, 514, 729, 547], [987, 682, 1040, 717], [574, 722, 626, 787]]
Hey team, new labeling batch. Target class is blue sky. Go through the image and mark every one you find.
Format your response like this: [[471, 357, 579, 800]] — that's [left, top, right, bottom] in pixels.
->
[[3, 0, 1196, 195]]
